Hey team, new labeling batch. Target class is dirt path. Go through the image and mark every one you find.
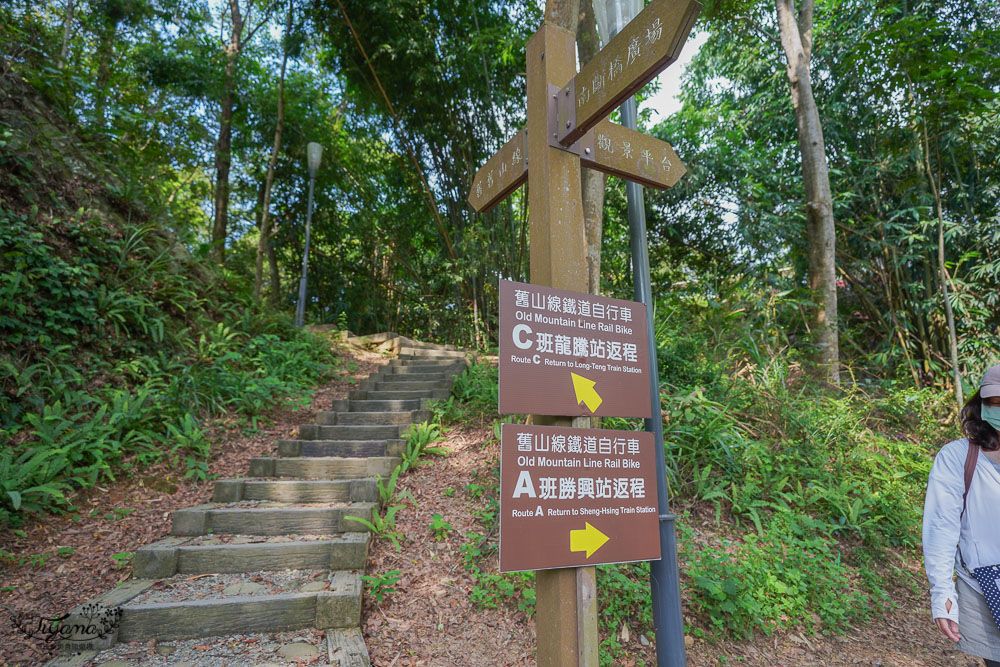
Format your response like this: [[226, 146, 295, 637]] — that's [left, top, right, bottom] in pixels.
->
[[0, 343, 386, 666], [362, 424, 536, 666]]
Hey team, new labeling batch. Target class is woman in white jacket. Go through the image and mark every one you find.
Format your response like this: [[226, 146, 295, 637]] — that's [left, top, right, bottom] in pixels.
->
[[924, 364, 1000, 666]]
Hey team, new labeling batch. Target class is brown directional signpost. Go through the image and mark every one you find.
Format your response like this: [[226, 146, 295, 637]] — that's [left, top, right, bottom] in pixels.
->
[[499, 423, 660, 573], [555, 0, 700, 147], [469, 119, 684, 213], [498, 279, 652, 419], [469, 1, 700, 664]]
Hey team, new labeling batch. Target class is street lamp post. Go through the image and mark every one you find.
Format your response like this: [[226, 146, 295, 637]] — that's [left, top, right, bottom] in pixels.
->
[[594, 1, 686, 666], [295, 142, 323, 327]]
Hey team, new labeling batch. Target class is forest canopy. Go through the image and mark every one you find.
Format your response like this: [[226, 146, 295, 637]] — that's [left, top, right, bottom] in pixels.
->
[[1, 0, 998, 392]]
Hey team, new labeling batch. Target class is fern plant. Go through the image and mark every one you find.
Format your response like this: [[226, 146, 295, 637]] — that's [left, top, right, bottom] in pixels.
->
[[0, 447, 71, 523], [399, 421, 447, 473], [344, 504, 407, 551]]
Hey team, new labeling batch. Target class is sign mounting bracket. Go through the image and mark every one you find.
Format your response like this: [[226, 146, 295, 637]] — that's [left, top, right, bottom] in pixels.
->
[[548, 84, 581, 155]]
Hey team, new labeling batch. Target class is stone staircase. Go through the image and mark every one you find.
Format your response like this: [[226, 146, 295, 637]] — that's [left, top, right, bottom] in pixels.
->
[[50, 335, 470, 666]]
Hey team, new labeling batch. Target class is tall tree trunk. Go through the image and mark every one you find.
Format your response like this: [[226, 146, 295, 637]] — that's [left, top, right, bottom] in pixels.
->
[[922, 122, 963, 408], [577, 0, 607, 295], [213, 0, 245, 265], [255, 0, 293, 305], [252, 181, 283, 307], [58, 0, 74, 68], [545, 0, 579, 32], [776, 0, 839, 384], [267, 234, 281, 305], [921, 259, 936, 377], [94, 22, 116, 128]]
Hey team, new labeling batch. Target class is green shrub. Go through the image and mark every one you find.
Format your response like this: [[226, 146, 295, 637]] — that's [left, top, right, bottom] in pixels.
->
[[399, 421, 447, 473], [587, 291, 948, 644], [429, 513, 452, 540], [0, 208, 339, 526], [361, 570, 401, 604], [433, 360, 497, 423], [597, 562, 654, 666], [679, 514, 886, 638]]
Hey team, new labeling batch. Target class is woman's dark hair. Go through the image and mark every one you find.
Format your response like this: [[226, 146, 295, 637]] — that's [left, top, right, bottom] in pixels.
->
[[961, 389, 1000, 451]]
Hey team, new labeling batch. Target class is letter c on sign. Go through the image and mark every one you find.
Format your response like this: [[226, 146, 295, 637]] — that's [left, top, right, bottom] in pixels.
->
[[513, 324, 533, 350]]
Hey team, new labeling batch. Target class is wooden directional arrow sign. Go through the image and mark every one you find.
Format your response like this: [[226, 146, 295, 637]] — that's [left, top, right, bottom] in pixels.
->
[[580, 118, 686, 190], [473, 9, 702, 659], [468, 128, 526, 213], [466, 0, 699, 212], [468, 121, 684, 213], [556, 0, 701, 146]]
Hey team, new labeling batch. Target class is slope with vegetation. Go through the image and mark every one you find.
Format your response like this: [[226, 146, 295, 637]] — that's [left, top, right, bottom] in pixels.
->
[[0, 67, 335, 530]]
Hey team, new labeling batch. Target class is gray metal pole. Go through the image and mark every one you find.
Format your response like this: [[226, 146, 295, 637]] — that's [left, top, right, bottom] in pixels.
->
[[620, 96, 686, 667], [295, 174, 316, 327]]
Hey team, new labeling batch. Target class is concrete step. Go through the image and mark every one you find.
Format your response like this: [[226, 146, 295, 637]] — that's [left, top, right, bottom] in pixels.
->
[[383, 364, 460, 376], [341, 398, 424, 412], [373, 371, 449, 382], [51, 579, 154, 654], [278, 439, 403, 458], [327, 627, 371, 666], [316, 409, 430, 425], [114, 571, 360, 642], [371, 379, 451, 392], [171, 501, 376, 536], [134, 533, 369, 578], [389, 358, 465, 368], [395, 356, 464, 364], [250, 456, 399, 479], [298, 424, 405, 440], [347, 332, 398, 345], [395, 357, 469, 368], [349, 388, 450, 401], [388, 375, 457, 385], [52, 627, 369, 667], [401, 339, 460, 351], [398, 345, 467, 356], [212, 478, 377, 504]]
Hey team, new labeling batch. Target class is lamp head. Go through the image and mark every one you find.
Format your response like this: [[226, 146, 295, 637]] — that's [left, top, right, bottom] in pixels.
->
[[307, 142, 323, 178]]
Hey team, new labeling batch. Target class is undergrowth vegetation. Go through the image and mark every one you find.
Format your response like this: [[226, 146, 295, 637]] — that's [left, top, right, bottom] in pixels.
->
[[0, 167, 338, 528], [352, 420, 450, 603], [348, 421, 448, 548], [443, 288, 954, 663]]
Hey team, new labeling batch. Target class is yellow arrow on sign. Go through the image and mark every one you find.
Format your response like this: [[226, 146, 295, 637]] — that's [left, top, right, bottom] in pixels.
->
[[571, 372, 603, 412], [570, 522, 610, 558]]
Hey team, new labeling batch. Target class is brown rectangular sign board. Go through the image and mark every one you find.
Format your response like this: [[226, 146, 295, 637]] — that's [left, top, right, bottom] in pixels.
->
[[499, 423, 661, 572], [498, 279, 651, 418], [557, 0, 701, 145]]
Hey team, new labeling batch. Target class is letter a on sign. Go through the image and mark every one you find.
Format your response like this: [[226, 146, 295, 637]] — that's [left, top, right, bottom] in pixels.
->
[[513, 470, 536, 498]]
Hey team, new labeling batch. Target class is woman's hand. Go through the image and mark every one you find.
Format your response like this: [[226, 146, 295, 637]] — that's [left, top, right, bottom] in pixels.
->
[[935, 599, 961, 643], [935, 617, 961, 642]]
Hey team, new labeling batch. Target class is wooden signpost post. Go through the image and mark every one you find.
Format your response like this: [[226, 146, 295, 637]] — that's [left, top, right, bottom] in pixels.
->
[[468, 1, 700, 664]]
